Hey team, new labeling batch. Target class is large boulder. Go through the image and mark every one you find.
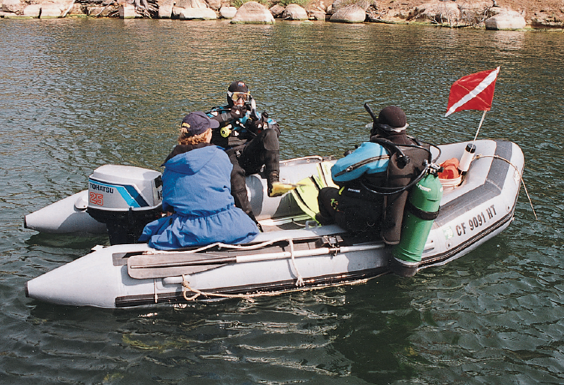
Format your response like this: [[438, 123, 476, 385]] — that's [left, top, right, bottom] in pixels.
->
[[178, 7, 217, 19], [66, 3, 86, 16], [269, 3, 284, 18], [456, 1, 490, 24], [22, 4, 41, 17], [219, 5, 236, 18], [330, 5, 366, 23], [308, 10, 326, 20], [206, 0, 221, 10], [2, 0, 22, 13], [158, 0, 175, 18], [231, 1, 274, 24], [40, 3, 64, 18], [176, 0, 207, 9], [485, 9, 526, 30], [531, 13, 564, 28], [282, 3, 308, 20], [119, 4, 137, 18], [330, 0, 374, 14], [410, 1, 460, 25]]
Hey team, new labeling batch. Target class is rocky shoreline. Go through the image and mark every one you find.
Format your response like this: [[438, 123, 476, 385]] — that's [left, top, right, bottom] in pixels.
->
[[1, 0, 563, 30]]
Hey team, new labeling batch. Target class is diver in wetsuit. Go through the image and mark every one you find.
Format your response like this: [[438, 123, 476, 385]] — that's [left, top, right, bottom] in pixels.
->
[[207, 81, 293, 226], [317, 105, 431, 245]]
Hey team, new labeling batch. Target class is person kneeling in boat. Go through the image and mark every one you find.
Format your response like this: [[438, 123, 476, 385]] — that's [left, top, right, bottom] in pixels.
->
[[138, 112, 259, 250], [316, 105, 431, 245], [206, 80, 294, 226]]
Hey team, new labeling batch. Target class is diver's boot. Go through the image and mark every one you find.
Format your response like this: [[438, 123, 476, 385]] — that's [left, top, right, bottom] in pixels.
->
[[247, 210, 263, 232]]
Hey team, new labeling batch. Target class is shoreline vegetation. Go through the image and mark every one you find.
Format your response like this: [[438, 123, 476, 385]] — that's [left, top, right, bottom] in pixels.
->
[[1, 0, 563, 30]]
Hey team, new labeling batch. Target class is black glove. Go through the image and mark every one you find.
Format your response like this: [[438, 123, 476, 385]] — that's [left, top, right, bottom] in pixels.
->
[[229, 105, 247, 120], [247, 117, 265, 134]]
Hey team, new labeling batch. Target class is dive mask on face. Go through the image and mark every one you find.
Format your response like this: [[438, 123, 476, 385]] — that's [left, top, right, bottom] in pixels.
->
[[228, 91, 251, 103]]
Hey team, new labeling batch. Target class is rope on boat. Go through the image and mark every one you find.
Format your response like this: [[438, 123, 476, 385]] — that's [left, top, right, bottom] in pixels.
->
[[145, 237, 300, 255], [179, 238, 306, 301], [475, 154, 538, 220], [180, 274, 371, 303], [180, 276, 289, 301], [289, 239, 305, 286]]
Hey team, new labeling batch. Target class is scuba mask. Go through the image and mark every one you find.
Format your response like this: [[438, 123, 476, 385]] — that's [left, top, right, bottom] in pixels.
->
[[227, 91, 251, 104]]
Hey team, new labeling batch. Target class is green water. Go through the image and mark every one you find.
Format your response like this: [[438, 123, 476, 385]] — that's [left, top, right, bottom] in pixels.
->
[[1, 18, 563, 384]]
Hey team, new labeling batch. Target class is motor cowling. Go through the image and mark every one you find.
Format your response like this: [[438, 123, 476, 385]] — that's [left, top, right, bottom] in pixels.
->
[[87, 165, 163, 245], [391, 172, 443, 277]]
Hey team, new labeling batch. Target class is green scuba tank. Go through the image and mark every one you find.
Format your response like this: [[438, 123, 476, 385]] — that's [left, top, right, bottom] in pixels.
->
[[392, 172, 443, 277]]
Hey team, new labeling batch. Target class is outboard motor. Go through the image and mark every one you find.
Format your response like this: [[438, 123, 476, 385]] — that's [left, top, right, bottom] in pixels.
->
[[87, 165, 163, 245]]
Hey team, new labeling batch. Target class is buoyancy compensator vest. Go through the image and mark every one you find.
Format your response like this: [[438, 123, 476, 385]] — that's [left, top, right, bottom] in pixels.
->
[[367, 137, 432, 245], [328, 142, 390, 235], [332, 142, 390, 183], [332, 142, 390, 204]]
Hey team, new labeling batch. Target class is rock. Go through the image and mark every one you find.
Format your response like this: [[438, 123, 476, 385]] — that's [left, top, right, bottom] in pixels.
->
[[176, 0, 207, 9], [282, 4, 308, 20], [178, 7, 217, 19], [485, 10, 526, 30], [3, 12, 25, 18], [331, 0, 374, 14], [219, 5, 236, 18], [308, 10, 326, 20], [87, 6, 113, 17], [2, 0, 22, 13], [67, 4, 86, 15], [269, 3, 284, 18], [23, 4, 41, 17], [119, 4, 136, 18], [457, 1, 490, 26], [206, 0, 221, 11], [330, 5, 366, 23], [41, 4, 64, 18], [531, 14, 564, 28], [231, 1, 274, 24], [158, 0, 174, 18], [173, 0, 217, 19], [411, 1, 460, 25]]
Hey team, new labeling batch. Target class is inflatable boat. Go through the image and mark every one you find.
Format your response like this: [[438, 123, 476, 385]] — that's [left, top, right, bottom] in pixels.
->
[[25, 139, 524, 308]]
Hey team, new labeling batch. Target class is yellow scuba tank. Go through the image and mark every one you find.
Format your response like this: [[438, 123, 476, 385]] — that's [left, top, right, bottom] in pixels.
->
[[391, 170, 443, 277]]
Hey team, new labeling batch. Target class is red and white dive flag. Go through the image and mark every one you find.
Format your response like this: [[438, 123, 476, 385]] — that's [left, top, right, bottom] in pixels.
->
[[445, 67, 500, 117]]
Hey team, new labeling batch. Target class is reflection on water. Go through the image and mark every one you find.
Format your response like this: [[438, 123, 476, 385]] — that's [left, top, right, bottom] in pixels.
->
[[492, 30, 526, 52], [1, 19, 564, 384]]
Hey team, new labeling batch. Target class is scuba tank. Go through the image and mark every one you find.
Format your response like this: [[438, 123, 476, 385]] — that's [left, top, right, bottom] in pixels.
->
[[391, 168, 443, 277]]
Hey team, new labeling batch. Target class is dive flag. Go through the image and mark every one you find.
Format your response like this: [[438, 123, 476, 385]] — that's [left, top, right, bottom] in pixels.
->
[[445, 67, 500, 117]]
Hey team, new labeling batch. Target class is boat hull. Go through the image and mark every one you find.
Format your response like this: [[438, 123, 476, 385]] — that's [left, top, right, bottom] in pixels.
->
[[25, 140, 525, 308]]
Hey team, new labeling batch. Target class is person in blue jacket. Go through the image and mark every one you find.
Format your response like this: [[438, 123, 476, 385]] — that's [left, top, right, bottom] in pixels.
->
[[139, 111, 259, 250]]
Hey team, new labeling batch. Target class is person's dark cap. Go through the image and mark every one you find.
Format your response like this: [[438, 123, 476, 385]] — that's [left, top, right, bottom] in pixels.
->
[[228, 81, 249, 93], [181, 111, 219, 136], [377, 106, 407, 129]]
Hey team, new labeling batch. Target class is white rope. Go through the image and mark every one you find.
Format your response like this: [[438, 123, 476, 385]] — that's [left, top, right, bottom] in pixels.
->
[[475, 154, 538, 220], [145, 237, 298, 256], [179, 274, 371, 303], [288, 239, 305, 287]]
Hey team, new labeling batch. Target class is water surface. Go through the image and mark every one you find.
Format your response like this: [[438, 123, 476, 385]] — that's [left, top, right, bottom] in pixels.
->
[[1, 18, 563, 384]]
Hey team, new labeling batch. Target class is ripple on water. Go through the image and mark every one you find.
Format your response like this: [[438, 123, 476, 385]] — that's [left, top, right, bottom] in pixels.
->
[[0, 19, 563, 385]]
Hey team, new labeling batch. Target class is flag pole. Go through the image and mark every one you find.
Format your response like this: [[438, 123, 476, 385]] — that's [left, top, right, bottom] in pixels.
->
[[473, 110, 487, 142]]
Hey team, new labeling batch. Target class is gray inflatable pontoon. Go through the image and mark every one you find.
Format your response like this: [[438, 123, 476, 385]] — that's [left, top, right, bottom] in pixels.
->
[[25, 140, 524, 308]]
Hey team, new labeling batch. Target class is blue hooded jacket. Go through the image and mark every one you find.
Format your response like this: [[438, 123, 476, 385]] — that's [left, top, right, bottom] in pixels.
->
[[139, 145, 259, 250]]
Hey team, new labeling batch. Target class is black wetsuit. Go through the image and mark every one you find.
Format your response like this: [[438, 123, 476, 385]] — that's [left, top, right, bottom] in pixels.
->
[[317, 132, 430, 244], [207, 105, 280, 223]]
